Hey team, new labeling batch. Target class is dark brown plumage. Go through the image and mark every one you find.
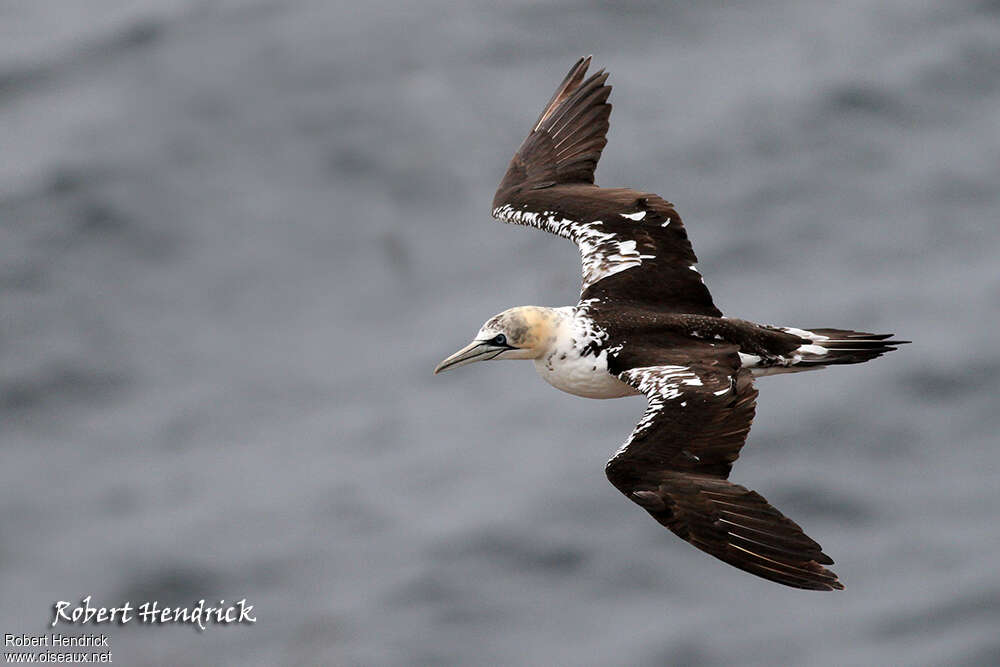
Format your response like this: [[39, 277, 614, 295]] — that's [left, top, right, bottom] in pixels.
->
[[480, 57, 907, 590], [605, 351, 843, 591]]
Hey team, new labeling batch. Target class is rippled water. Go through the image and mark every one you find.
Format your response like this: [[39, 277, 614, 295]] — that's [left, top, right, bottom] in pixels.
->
[[1, 1, 998, 665]]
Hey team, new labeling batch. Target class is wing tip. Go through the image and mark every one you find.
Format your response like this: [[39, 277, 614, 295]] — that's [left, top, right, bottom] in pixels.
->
[[812, 568, 845, 591], [573, 55, 594, 73], [532, 56, 598, 132]]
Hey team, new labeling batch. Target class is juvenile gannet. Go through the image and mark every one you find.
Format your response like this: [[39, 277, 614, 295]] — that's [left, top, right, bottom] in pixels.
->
[[435, 57, 906, 590]]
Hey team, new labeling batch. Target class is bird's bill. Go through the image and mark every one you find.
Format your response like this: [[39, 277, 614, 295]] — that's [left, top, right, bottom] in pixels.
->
[[434, 340, 505, 374]]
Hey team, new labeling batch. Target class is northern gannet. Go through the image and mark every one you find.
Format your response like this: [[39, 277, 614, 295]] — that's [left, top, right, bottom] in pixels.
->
[[435, 57, 906, 590]]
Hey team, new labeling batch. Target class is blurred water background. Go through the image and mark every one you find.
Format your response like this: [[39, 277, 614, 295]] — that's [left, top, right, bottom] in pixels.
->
[[1, 1, 998, 665]]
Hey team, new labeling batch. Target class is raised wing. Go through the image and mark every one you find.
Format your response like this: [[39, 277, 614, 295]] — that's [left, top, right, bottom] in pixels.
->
[[605, 350, 843, 590], [494, 55, 611, 194], [491, 58, 720, 316]]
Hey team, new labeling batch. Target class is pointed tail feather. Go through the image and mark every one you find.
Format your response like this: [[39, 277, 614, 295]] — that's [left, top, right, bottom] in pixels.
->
[[787, 327, 909, 368]]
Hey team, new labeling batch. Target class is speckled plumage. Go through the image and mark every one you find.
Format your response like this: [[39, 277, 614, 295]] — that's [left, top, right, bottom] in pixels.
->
[[530, 304, 638, 399], [438, 57, 907, 591]]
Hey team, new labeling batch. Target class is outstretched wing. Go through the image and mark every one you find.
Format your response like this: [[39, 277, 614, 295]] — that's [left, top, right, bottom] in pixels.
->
[[494, 55, 611, 193], [605, 349, 843, 591], [491, 57, 720, 316]]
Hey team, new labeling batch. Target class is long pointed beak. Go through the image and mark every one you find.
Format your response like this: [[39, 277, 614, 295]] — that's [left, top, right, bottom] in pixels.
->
[[434, 340, 504, 374]]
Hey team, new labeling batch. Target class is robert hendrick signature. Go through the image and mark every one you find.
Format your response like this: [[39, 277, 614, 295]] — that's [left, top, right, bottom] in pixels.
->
[[51, 596, 255, 632]]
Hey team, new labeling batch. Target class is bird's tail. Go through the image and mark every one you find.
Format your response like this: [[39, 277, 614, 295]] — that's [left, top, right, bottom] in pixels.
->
[[748, 327, 908, 377], [784, 327, 909, 369]]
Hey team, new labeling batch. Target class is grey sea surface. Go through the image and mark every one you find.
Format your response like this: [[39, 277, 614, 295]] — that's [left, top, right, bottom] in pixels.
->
[[1, 1, 998, 665]]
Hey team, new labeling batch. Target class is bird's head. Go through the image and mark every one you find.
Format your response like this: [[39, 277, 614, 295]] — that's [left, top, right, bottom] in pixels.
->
[[434, 306, 560, 374]]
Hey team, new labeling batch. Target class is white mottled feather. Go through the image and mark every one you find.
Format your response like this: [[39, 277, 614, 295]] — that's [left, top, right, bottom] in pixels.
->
[[609, 365, 704, 457], [493, 204, 657, 293], [532, 304, 639, 399]]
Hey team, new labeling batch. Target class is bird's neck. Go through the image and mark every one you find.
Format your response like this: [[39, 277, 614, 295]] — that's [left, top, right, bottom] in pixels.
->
[[500, 305, 574, 359], [535, 306, 578, 358]]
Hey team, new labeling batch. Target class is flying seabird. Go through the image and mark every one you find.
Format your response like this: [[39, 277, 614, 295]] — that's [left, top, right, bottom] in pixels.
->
[[435, 57, 907, 590]]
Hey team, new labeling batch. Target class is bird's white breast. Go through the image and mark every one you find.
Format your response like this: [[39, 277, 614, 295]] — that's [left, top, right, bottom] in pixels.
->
[[532, 308, 639, 399]]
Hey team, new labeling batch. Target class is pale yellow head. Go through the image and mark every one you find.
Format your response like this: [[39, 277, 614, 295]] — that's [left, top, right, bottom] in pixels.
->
[[434, 306, 561, 374]]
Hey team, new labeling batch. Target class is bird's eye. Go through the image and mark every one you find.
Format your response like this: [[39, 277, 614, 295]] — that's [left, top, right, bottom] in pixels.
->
[[492, 334, 507, 346]]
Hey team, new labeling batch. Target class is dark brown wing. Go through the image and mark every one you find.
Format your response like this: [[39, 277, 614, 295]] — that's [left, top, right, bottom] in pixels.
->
[[605, 349, 843, 591], [491, 58, 720, 316], [494, 55, 610, 194]]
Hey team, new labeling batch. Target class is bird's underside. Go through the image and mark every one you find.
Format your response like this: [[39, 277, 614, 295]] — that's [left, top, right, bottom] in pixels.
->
[[481, 57, 906, 590]]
